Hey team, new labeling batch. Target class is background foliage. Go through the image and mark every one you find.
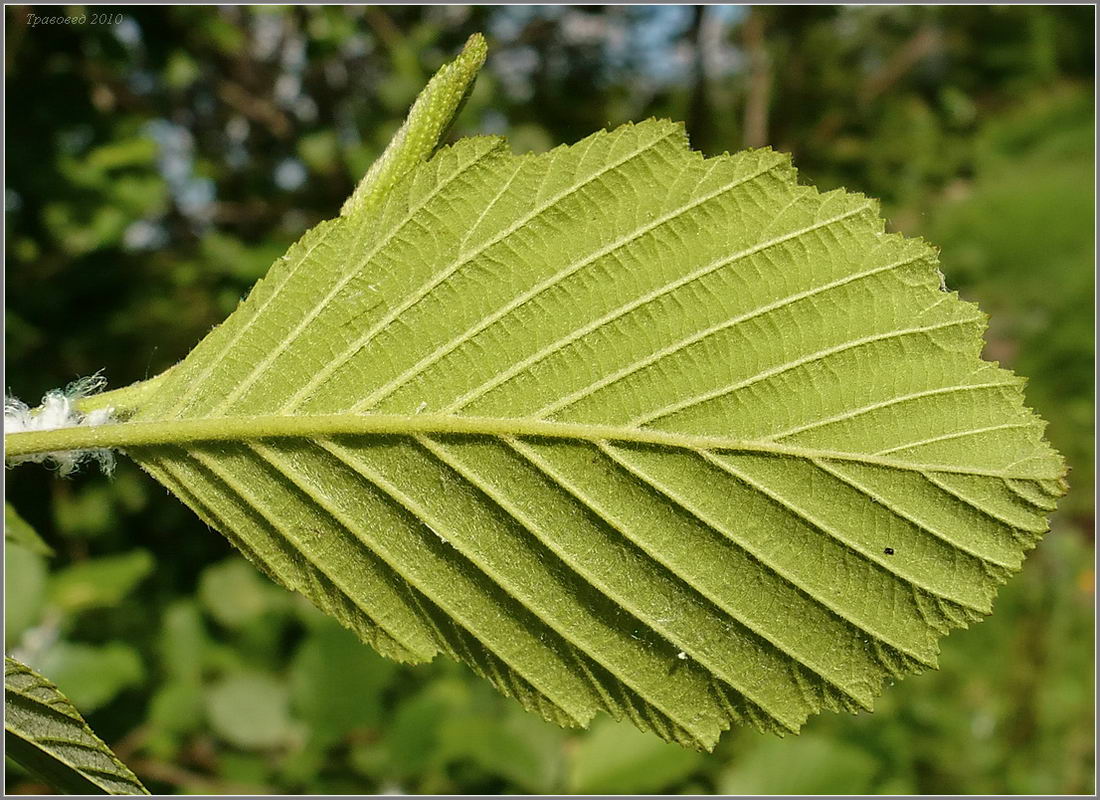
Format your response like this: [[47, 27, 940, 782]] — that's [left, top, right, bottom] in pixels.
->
[[5, 5, 1093, 794]]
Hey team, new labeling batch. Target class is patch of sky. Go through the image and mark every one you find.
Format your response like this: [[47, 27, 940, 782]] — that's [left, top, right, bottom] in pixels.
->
[[486, 5, 748, 98], [112, 15, 142, 49], [274, 158, 308, 192], [123, 219, 169, 252], [128, 70, 156, 96], [250, 11, 285, 62], [145, 118, 216, 226]]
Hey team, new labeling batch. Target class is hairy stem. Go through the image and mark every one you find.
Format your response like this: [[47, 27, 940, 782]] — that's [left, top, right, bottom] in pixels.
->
[[3, 412, 1057, 481], [72, 368, 175, 416]]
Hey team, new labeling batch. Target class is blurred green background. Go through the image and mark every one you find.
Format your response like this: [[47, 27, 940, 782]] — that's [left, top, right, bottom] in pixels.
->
[[4, 5, 1093, 794]]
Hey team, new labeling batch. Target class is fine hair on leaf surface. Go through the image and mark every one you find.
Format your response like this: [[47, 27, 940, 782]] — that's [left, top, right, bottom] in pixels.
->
[[4, 33, 1066, 752]]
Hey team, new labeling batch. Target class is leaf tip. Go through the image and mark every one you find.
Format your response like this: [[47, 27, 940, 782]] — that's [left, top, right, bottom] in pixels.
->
[[458, 31, 489, 73]]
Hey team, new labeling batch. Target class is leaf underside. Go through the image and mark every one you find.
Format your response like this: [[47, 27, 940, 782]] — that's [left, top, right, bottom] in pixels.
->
[[124, 121, 1064, 749], [5, 657, 149, 794]]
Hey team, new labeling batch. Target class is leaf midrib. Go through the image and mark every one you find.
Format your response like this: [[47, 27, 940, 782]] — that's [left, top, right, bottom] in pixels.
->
[[5, 412, 1053, 480]]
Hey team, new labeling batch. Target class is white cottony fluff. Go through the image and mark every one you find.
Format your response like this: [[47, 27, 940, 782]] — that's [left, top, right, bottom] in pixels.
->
[[4, 376, 117, 476]]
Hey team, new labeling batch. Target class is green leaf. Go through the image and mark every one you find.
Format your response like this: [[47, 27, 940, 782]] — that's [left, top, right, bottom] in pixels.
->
[[4, 656, 148, 795], [374, 678, 468, 781], [5, 502, 54, 557], [158, 600, 209, 685], [204, 672, 293, 750], [717, 733, 880, 794], [568, 716, 703, 794], [35, 641, 145, 713], [145, 681, 205, 747], [52, 483, 115, 539], [5, 541, 48, 649], [48, 549, 154, 614], [289, 617, 396, 741], [438, 697, 568, 792], [197, 556, 287, 630], [5, 37, 1065, 750]]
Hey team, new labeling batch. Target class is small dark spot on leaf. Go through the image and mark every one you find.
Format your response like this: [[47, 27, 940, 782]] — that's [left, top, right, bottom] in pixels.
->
[[884, 547, 895, 555]]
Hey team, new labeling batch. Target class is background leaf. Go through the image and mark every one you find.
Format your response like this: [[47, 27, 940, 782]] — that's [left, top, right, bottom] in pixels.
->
[[48, 550, 154, 615], [289, 617, 397, 744], [568, 716, 704, 794], [197, 557, 289, 630], [5, 502, 54, 557], [35, 641, 146, 714], [5, 542, 48, 650], [4, 656, 148, 795], [717, 733, 879, 794], [204, 672, 293, 750]]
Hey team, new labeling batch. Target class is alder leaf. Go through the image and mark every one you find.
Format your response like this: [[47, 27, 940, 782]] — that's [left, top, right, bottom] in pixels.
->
[[4, 656, 149, 794], [6, 36, 1065, 750]]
